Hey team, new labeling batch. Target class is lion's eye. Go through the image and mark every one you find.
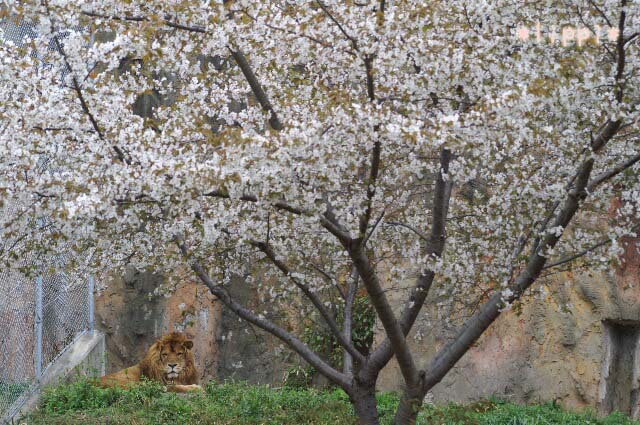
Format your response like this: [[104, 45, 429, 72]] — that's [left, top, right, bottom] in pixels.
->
[[178, 352, 183, 357]]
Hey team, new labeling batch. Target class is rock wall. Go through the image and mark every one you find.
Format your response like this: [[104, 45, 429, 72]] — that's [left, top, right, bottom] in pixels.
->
[[95, 267, 221, 382], [94, 234, 639, 416], [95, 268, 297, 386], [216, 274, 299, 384], [377, 235, 640, 416]]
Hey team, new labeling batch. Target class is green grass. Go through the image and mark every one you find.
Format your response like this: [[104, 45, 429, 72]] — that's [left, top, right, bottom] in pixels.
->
[[23, 380, 640, 424]]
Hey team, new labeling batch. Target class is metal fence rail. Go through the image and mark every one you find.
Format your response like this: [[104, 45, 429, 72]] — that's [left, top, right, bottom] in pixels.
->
[[0, 271, 94, 421]]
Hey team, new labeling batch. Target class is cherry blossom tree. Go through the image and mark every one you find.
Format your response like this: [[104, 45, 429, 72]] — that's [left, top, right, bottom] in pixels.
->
[[1, 1, 639, 424]]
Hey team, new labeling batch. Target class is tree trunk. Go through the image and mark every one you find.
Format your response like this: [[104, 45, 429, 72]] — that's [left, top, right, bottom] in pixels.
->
[[351, 386, 380, 425], [393, 388, 424, 425], [343, 266, 358, 377]]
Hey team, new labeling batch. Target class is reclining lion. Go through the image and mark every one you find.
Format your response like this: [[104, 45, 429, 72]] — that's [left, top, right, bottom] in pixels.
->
[[99, 331, 203, 393]]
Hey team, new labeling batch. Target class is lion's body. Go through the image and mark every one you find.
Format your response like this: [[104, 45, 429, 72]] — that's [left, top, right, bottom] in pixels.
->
[[99, 332, 202, 393]]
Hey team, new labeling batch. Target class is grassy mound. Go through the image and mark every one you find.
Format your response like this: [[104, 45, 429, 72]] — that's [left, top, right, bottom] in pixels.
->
[[24, 380, 640, 424]]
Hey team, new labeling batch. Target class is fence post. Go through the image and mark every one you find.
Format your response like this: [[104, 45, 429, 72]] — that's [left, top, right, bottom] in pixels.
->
[[88, 275, 94, 332], [34, 275, 43, 380]]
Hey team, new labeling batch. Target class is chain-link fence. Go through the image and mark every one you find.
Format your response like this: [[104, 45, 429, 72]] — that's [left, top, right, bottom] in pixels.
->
[[0, 271, 35, 418], [0, 182, 95, 423], [0, 206, 96, 422], [0, 10, 99, 422], [0, 269, 94, 421]]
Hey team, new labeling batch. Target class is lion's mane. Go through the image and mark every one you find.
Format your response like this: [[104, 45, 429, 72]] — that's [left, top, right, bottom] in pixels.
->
[[98, 332, 199, 390], [139, 332, 198, 385]]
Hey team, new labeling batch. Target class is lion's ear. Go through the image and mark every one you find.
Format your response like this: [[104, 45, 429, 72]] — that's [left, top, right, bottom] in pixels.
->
[[183, 340, 194, 350]]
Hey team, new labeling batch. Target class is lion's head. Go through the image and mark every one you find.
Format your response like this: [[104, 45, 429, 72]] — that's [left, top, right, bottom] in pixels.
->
[[139, 332, 198, 385]]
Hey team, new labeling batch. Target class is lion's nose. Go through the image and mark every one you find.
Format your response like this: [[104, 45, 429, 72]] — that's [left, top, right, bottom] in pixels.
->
[[168, 364, 177, 369]]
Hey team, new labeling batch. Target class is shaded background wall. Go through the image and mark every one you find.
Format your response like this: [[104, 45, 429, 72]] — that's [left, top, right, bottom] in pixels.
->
[[95, 234, 639, 416], [96, 267, 220, 382], [95, 268, 297, 385], [377, 233, 640, 417]]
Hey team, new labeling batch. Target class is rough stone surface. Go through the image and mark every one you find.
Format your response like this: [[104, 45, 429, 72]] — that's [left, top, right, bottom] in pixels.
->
[[95, 268, 296, 386], [377, 234, 640, 416], [92, 231, 640, 416], [95, 267, 221, 382], [216, 274, 299, 384]]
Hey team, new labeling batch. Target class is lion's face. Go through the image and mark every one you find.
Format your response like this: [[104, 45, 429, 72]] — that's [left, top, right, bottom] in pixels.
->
[[158, 338, 194, 381]]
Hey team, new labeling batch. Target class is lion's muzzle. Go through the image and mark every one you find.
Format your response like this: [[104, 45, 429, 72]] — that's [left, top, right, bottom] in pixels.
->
[[165, 363, 183, 379]]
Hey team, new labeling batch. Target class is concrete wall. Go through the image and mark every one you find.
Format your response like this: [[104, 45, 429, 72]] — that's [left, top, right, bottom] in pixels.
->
[[5, 331, 105, 424], [216, 274, 299, 384]]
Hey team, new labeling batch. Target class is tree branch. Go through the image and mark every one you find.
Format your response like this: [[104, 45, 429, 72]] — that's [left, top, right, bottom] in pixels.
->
[[587, 153, 640, 191], [591, 120, 623, 153], [305, 259, 346, 300], [320, 214, 352, 246], [357, 51, 378, 240], [249, 240, 366, 365], [625, 32, 640, 46], [543, 238, 612, 270], [384, 221, 429, 243], [228, 48, 283, 131], [544, 222, 640, 271], [348, 242, 420, 387], [614, 0, 627, 103], [81, 10, 146, 23], [587, 0, 612, 27], [343, 266, 359, 377], [364, 211, 385, 245], [423, 157, 595, 391], [399, 149, 452, 328], [202, 189, 305, 215], [358, 140, 381, 240], [589, 1, 627, 149], [368, 148, 452, 374], [364, 56, 376, 102], [534, 12, 629, 251], [315, 1, 359, 52], [173, 234, 350, 389], [82, 9, 283, 131], [205, 188, 353, 250], [48, 6, 129, 164]]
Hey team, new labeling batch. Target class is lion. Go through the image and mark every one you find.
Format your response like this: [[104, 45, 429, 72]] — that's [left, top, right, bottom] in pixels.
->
[[98, 332, 203, 393]]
